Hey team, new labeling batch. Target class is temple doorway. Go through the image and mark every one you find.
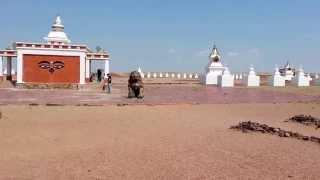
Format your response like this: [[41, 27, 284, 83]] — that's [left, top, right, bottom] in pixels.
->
[[90, 60, 105, 82]]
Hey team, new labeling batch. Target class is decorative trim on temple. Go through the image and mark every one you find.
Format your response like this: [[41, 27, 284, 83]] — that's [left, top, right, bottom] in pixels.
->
[[86, 53, 110, 60], [4, 43, 110, 60], [14, 42, 88, 51], [0, 50, 17, 57]]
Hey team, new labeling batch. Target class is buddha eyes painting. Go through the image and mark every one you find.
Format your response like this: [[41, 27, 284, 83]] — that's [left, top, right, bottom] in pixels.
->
[[38, 61, 65, 73]]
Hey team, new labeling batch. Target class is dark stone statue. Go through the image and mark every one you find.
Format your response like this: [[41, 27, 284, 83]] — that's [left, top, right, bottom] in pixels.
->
[[128, 71, 144, 99]]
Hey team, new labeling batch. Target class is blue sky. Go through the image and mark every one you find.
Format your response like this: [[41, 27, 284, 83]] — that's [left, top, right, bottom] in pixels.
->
[[1, 0, 320, 73]]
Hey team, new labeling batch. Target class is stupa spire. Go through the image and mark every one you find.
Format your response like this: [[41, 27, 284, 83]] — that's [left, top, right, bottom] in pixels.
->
[[44, 15, 71, 44], [52, 16, 64, 30], [285, 60, 291, 69], [209, 44, 221, 62]]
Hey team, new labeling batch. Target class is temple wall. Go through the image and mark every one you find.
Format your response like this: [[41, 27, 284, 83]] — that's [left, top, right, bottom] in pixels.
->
[[23, 54, 80, 83]]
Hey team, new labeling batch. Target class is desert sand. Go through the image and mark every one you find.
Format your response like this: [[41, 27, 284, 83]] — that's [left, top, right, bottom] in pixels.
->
[[0, 103, 320, 179]]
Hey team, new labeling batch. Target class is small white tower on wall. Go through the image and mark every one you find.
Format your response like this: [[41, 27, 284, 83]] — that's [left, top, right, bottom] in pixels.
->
[[203, 45, 225, 85], [44, 16, 71, 44]]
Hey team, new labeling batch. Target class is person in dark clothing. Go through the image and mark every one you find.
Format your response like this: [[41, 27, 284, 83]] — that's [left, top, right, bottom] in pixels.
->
[[97, 69, 102, 82], [106, 73, 112, 93]]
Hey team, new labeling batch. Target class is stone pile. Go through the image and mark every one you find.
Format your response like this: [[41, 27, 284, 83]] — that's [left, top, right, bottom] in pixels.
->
[[230, 121, 320, 144], [288, 115, 320, 129]]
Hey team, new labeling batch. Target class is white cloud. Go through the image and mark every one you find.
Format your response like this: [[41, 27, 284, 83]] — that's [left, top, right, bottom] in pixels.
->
[[227, 51, 240, 57], [248, 48, 261, 56], [196, 49, 210, 57]]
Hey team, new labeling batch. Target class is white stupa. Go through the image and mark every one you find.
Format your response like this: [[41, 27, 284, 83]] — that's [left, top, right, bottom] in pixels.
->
[[218, 66, 234, 87], [293, 67, 311, 87], [44, 16, 71, 44], [183, 73, 187, 79], [11, 69, 16, 75], [246, 66, 260, 87], [307, 74, 312, 82], [147, 72, 151, 78], [271, 66, 285, 87], [203, 45, 225, 85], [153, 72, 157, 78], [177, 73, 181, 79], [195, 73, 199, 79]]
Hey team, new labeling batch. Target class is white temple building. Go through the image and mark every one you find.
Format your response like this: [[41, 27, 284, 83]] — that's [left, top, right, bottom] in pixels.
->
[[203, 45, 225, 85], [246, 66, 260, 87], [271, 66, 286, 87], [0, 15, 110, 85]]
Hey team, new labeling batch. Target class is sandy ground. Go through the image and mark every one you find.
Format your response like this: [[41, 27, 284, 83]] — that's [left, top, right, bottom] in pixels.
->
[[0, 103, 320, 180], [260, 86, 320, 96]]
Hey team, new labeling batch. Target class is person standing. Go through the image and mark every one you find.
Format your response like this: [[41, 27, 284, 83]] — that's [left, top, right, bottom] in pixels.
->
[[106, 73, 112, 93], [97, 69, 102, 82]]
